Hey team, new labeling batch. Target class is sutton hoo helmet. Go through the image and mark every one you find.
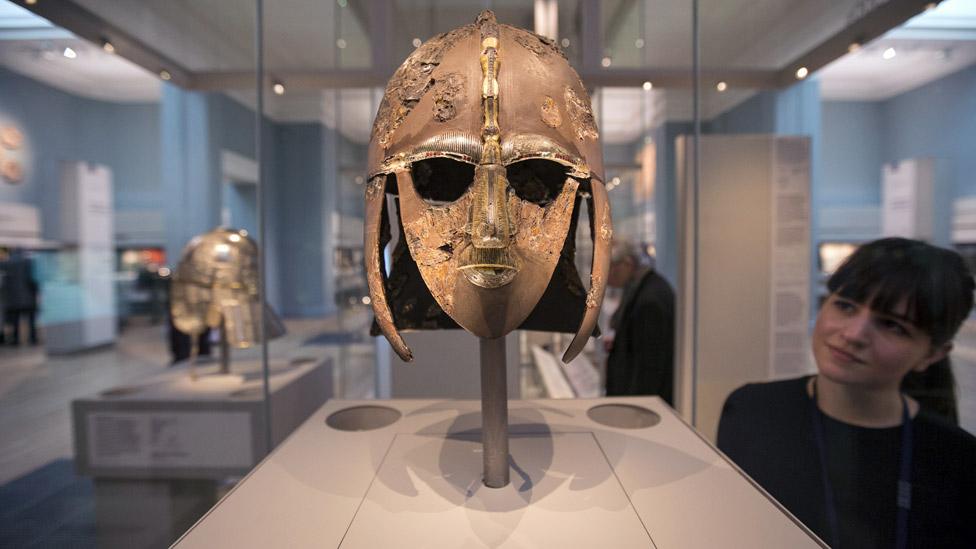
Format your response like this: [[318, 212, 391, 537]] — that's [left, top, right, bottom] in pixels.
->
[[170, 227, 284, 347], [365, 10, 611, 363]]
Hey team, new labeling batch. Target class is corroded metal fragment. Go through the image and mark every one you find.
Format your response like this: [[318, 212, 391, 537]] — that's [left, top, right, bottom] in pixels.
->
[[370, 25, 475, 148], [432, 73, 465, 122], [365, 176, 385, 199], [599, 199, 612, 242], [540, 96, 562, 128], [512, 177, 578, 256], [513, 30, 567, 60], [399, 175, 474, 315], [564, 85, 599, 141], [585, 274, 602, 309]]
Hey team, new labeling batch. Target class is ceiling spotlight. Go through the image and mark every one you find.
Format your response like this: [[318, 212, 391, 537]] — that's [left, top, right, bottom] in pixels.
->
[[412, 37, 422, 48], [795, 66, 808, 79], [159, 70, 171, 81], [336, 38, 347, 49], [101, 39, 115, 54], [882, 47, 896, 60], [635, 38, 645, 49], [26, 0, 37, 5], [560, 38, 570, 48], [601, 56, 612, 68], [716, 81, 728, 92], [272, 81, 285, 95], [62, 47, 77, 59], [848, 41, 861, 54], [925, 2, 938, 11], [642, 81, 653, 91]]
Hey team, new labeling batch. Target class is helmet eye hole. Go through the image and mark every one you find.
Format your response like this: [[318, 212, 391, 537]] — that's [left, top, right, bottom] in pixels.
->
[[507, 160, 568, 206], [411, 158, 475, 204]]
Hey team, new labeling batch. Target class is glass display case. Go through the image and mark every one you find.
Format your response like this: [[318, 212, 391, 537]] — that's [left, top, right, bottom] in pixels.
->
[[2, 0, 973, 547]]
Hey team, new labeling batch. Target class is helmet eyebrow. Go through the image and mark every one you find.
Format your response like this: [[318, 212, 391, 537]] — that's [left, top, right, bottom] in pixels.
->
[[501, 134, 589, 177]]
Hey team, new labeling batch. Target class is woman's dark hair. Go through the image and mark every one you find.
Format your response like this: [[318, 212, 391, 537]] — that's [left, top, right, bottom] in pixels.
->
[[827, 237, 974, 424], [827, 237, 974, 347]]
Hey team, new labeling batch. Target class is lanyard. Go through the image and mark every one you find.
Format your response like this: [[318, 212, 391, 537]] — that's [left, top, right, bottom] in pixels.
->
[[810, 377, 913, 549]]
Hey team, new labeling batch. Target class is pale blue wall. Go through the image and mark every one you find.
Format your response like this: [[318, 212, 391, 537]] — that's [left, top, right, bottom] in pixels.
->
[[0, 67, 160, 239], [820, 102, 884, 208], [0, 69, 347, 318], [820, 64, 976, 246], [272, 123, 333, 317], [882, 64, 976, 200]]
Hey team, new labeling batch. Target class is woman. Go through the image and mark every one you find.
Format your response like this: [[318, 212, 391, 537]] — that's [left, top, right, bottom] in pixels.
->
[[718, 237, 976, 548]]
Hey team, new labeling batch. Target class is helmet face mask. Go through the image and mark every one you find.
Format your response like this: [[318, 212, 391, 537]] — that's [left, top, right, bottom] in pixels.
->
[[365, 10, 612, 363]]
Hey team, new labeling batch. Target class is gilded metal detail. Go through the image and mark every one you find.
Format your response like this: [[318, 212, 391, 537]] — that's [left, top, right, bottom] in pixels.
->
[[564, 85, 599, 141], [501, 134, 589, 176], [540, 96, 562, 128]]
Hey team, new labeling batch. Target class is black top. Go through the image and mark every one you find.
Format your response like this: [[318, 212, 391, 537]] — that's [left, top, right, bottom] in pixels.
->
[[717, 376, 976, 548], [605, 269, 675, 402]]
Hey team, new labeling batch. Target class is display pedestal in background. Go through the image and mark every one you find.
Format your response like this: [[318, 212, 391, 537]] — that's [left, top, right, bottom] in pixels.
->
[[174, 398, 825, 548], [46, 162, 117, 353], [71, 355, 333, 548]]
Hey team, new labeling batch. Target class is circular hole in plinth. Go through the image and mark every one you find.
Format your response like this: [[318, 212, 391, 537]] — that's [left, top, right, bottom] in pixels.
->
[[587, 404, 660, 429], [326, 405, 402, 431], [100, 385, 143, 398]]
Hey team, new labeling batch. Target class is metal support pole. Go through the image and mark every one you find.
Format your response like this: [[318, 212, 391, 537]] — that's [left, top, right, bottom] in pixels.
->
[[219, 319, 230, 375], [479, 336, 509, 488]]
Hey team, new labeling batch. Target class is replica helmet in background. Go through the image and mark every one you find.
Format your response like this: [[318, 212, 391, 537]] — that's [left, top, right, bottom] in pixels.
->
[[170, 227, 284, 347], [365, 10, 612, 363]]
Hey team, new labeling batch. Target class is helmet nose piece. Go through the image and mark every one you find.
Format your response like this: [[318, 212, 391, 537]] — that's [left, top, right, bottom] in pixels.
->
[[459, 163, 519, 288]]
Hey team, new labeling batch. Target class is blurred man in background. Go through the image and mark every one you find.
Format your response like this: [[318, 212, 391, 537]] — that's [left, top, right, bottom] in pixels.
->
[[604, 240, 675, 403]]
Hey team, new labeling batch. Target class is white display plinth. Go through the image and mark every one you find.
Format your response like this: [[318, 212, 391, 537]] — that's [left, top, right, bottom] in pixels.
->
[[72, 355, 333, 549], [72, 356, 333, 479], [175, 398, 825, 548]]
